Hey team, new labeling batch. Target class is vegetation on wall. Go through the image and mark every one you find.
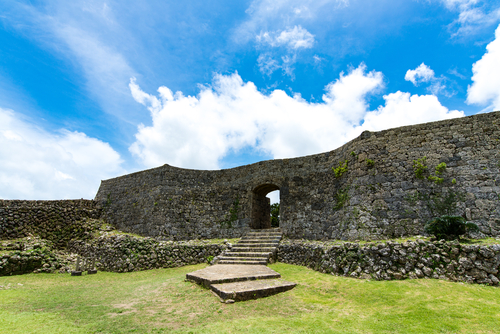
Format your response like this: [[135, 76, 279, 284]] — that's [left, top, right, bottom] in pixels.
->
[[334, 187, 349, 210], [220, 198, 240, 228], [424, 215, 479, 240], [332, 160, 348, 178], [412, 156, 428, 179], [405, 157, 468, 233]]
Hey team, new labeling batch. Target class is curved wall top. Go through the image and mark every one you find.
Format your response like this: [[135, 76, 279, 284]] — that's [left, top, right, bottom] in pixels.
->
[[96, 111, 500, 240]]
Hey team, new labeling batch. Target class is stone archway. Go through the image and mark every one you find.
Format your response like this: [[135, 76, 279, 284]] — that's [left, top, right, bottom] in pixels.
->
[[251, 183, 279, 229]]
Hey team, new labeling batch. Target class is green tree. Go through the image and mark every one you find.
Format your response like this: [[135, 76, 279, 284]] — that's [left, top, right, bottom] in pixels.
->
[[424, 215, 479, 240], [270, 203, 280, 227]]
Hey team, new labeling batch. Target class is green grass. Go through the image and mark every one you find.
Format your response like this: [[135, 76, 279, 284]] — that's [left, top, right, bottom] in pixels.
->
[[1, 263, 500, 333]]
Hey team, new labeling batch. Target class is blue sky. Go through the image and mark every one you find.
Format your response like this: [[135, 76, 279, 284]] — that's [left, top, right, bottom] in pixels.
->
[[1, 0, 500, 199]]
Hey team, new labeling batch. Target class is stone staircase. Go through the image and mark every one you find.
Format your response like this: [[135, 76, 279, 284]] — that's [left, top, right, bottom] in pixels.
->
[[217, 229, 282, 265], [186, 228, 296, 302]]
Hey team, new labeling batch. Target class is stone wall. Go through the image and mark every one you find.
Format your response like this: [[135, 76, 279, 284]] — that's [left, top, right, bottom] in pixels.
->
[[0, 200, 102, 248], [0, 237, 78, 276], [96, 111, 500, 241], [278, 239, 500, 285], [68, 235, 228, 272], [0, 235, 228, 276]]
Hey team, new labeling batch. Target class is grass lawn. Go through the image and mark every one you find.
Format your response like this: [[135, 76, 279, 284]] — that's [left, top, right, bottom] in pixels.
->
[[1, 263, 499, 333]]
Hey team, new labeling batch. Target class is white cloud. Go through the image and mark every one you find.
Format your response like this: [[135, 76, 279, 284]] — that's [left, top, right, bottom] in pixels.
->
[[235, 0, 348, 43], [405, 63, 435, 85], [361, 92, 464, 132], [255, 26, 314, 77], [467, 24, 500, 110], [256, 26, 315, 49], [0, 108, 124, 199], [257, 54, 281, 76], [0, 2, 140, 125], [405, 63, 453, 96], [440, 0, 500, 36], [129, 64, 463, 170]]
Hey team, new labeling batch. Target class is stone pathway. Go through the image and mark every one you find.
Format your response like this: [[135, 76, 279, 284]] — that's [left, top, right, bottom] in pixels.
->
[[186, 229, 297, 302], [218, 229, 282, 265]]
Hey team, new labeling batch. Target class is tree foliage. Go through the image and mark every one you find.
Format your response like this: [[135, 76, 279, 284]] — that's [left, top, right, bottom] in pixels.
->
[[270, 203, 280, 227], [424, 215, 479, 240]]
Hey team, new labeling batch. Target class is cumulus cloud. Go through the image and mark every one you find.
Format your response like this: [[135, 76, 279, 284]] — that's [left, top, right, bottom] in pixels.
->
[[405, 63, 452, 96], [361, 92, 464, 131], [129, 64, 464, 170], [467, 24, 500, 110], [256, 26, 315, 49], [405, 63, 435, 85], [0, 108, 124, 199]]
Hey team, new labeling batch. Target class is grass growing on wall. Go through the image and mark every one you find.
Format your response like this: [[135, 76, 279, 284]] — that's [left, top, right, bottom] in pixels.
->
[[1, 263, 500, 333]]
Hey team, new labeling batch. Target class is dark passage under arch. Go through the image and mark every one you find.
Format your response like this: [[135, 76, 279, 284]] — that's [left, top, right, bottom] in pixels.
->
[[251, 183, 279, 229]]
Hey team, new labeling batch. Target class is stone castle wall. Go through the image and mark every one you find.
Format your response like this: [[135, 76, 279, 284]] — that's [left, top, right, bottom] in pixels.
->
[[92, 111, 499, 240], [96, 112, 500, 240]]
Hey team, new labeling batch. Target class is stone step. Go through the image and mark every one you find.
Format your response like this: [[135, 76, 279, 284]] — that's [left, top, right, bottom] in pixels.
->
[[230, 246, 275, 252], [241, 234, 281, 238], [223, 251, 271, 258], [244, 231, 281, 235], [219, 256, 269, 262], [218, 259, 268, 265], [211, 279, 297, 302], [234, 243, 278, 249], [239, 239, 280, 243], [237, 239, 280, 244], [186, 231, 296, 302], [186, 264, 281, 287], [247, 229, 281, 233], [245, 232, 282, 236]]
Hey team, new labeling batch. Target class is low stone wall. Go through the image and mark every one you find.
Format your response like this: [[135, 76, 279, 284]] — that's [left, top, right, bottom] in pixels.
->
[[0, 238, 77, 276], [0, 200, 102, 248], [0, 249, 69, 276], [68, 234, 229, 272], [278, 239, 500, 286]]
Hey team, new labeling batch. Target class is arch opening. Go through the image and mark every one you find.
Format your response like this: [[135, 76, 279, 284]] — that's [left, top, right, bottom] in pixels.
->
[[268, 190, 280, 228], [251, 184, 280, 229]]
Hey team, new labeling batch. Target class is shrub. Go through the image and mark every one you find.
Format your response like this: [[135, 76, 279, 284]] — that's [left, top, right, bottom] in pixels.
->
[[428, 175, 444, 184], [334, 187, 349, 210], [365, 159, 375, 167], [435, 162, 447, 175], [332, 160, 348, 178], [424, 215, 479, 240], [412, 156, 428, 179]]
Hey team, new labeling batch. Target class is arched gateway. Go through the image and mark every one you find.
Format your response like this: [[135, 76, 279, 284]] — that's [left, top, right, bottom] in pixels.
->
[[251, 184, 279, 229], [95, 112, 500, 241]]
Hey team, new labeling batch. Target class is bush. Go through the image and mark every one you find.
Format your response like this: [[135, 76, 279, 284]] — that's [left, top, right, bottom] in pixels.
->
[[412, 156, 428, 179], [424, 215, 479, 240], [332, 160, 348, 178], [334, 187, 349, 210]]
